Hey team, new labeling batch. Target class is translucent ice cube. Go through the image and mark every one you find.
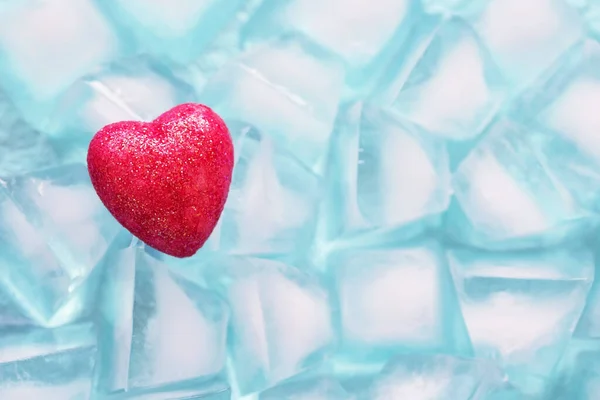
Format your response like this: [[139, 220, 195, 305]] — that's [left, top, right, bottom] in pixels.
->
[[0, 0, 121, 128], [214, 123, 321, 259], [0, 164, 121, 325], [466, 0, 583, 85], [95, 234, 229, 398], [327, 241, 467, 360], [361, 354, 500, 400], [243, 0, 425, 88], [326, 103, 451, 242], [514, 41, 600, 211], [201, 39, 344, 173], [48, 57, 196, 163], [0, 322, 96, 400], [259, 376, 351, 400], [205, 257, 334, 395], [97, 0, 243, 63], [0, 91, 57, 176], [391, 18, 508, 140], [446, 118, 593, 250], [448, 247, 594, 394]]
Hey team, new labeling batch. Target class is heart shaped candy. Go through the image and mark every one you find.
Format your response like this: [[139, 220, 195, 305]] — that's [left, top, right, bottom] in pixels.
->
[[87, 103, 234, 258]]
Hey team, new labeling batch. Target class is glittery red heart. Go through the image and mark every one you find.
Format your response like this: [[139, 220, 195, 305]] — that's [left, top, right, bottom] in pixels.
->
[[87, 103, 234, 258]]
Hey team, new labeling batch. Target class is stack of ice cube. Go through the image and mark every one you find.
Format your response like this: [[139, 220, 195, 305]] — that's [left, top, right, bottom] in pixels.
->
[[1, 0, 600, 398]]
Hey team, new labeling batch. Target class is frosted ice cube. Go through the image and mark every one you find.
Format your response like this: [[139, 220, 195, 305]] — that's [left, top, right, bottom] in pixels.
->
[[98, 0, 243, 63], [448, 247, 594, 395], [391, 18, 508, 140], [48, 57, 196, 163], [327, 103, 451, 242], [328, 242, 465, 359], [260, 377, 351, 400], [206, 257, 334, 395], [243, 0, 426, 87], [0, 164, 121, 325], [202, 39, 344, 173], [96, 235, 229, 397], [215, 123, 321, 259], [446, 118, 593, 250], [515, 41, 600, 211], [0, 0, 120, 127], [0, 322, 96, 400], [467, 0, 583, 85], [362, 354, 498, 400], [0, 91, 57, 176]]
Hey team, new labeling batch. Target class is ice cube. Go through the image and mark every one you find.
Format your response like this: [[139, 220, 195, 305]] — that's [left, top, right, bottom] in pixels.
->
[[47, 57, 196, 163], [391, 18, 508, 140], [213, 123, 321, 259], [0, 164, 121, 325], [445, 118, 593, 250], [327, 241, 467, 360], [514, 41, 600, 211], [0, 322, 96, 400], [326, 103, 451, 242], [361, 354, 500, 400], [201, 39, 344, 173], [242, 0, 426, 88], [205, 257, 335, 395], [466, 0, 583, 85], [448, 246, 594, 395], [0, 0, 121, 128], [95, 234, 229, 398], [259, 376, 351, 400], [98, 0, 243, 63], [0, 91, 57, 176]]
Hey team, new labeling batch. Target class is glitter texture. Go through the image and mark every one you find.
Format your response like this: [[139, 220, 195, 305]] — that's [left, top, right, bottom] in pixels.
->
[[87, 103, 234, 258]]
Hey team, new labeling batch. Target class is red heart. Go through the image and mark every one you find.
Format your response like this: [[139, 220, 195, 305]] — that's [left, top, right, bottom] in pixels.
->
[[87, 103, 234, 258]]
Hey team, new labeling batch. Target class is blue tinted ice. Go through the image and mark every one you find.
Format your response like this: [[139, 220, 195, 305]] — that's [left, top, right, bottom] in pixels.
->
[[201, 39, 344, 173], [97, 0, 243, 63], [465, 0, 583, 85], [327, 242, 467, 360], [0, 0, 121, 128], [95, 234, 229, 398], [213, 123, 321, 259], [449, 247, 594, 395], [0, 322, 96, 399], [445, 118, 593, 250], [259, 376, 351, 400], [0, 164, 121, 325], [205, 257, 334, 395], [326, 103, 450, 242], [390, 18, 508, 140]]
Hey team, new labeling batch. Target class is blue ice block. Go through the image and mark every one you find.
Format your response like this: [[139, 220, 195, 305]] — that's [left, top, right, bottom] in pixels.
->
[[47, 57, 196, 164], [326, 241, 470, 361], [359, 353, 504, 400], [259, 376, 351, 400], [445, 118, 596, 250], [241, 0, 428, 92], [324, 103, 450, 244], [464, 0, 584, 86], [0, 90, 57, 177], [0, 164, 121, 326], [512, 40, 600, 213], [448, 246, 594, 395], [212, 122, 321, 260], [390, 18, 508, 140], [205, 257, 335, 395], [201, 38, 344, 174], [0, 0, 123, 130], [96, 0, 244, 64], [0, 322, 96, 399], [95, 234, 230, 399]]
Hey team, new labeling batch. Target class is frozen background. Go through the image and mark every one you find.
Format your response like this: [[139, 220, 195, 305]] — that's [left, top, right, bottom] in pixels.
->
[[0, 0, 600, 399]]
